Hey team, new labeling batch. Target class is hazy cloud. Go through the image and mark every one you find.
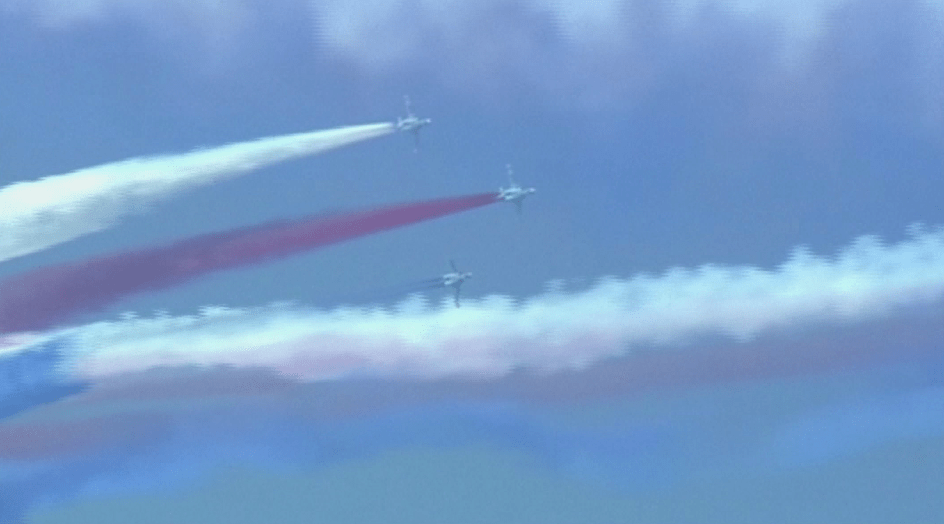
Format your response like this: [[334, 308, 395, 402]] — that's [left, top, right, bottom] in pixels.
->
[[3, 0, 943, 115]]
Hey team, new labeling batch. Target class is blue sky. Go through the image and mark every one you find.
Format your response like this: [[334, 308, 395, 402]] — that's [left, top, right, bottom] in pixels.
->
[[1, 0, 943, 522]]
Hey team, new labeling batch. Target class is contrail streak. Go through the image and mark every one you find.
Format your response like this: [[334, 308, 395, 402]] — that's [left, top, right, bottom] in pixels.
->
[[0, 193, 498, 333], [325, 277, 455, 306], [0, 122, 394, 263], [45, 225, 944, 383]]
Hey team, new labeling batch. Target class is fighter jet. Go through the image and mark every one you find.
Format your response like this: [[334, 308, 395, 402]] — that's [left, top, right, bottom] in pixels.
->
[[497, 164, 537, 214], [395, 95, 432, 152], [440, 260, 472, 307]]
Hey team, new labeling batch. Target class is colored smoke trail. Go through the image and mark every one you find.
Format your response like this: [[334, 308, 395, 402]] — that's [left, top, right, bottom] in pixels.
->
[[3, 356, 942, 520], [0, 122, 394, 263], [0, 193, 497, 333], [4, 229, 944, 522], [0, 337, 88, 421], [764, 385, 944, 469], [48, 225, 944, 383]]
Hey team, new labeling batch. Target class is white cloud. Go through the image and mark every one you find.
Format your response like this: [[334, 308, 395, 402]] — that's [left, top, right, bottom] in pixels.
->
[[308, 0, 943, 66], [2, 0, 243, 29], [5, 0, 943, 111], [7, 0, 944, 69], [304, 0, 944, 109], [7, 0, 911, 65]]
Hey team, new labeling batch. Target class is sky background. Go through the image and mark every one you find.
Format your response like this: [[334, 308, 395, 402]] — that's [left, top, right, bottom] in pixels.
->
[[1, 0, 943, 522]]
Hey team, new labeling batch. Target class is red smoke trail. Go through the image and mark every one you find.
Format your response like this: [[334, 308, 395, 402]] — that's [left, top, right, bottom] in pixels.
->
[[0, 193, 498, 333]]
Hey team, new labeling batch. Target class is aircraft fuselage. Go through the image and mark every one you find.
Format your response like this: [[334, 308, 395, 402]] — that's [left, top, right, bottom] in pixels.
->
[[396, 116, 432, 132], [442, 271, 471, 287], [498, 186, 536, 202]]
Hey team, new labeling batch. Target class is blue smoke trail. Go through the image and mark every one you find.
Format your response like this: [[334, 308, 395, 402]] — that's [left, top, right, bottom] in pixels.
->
[[764, 383, 944, 469], [6, 359, 944, 521], [0, 385, 685, 519], [324, 277, 450, 306], [0, 337, 89, 422]]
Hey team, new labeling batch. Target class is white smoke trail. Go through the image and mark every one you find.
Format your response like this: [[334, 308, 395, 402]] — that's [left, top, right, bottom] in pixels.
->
[[48, 224, 944, 382], [0, 122, 395, 263]]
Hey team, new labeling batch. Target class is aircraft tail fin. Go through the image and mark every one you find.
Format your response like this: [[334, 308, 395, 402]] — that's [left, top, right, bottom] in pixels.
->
[[506, 164, 517, 186]]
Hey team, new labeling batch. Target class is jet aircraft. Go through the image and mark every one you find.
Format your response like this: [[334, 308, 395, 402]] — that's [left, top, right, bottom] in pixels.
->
[[395, 95, 432, 152], [440, 260, 472, 307], [497, 164, 537, 214]]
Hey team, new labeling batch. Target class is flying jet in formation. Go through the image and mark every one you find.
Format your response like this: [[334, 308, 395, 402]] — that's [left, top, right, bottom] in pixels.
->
[[497, 164, 537, 214], [439, 260, 472, 307], [395, 95, 432, 152]]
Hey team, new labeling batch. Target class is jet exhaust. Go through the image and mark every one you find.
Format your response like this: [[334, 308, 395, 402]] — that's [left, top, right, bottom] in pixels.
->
[[0, 123, 395, 263]]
